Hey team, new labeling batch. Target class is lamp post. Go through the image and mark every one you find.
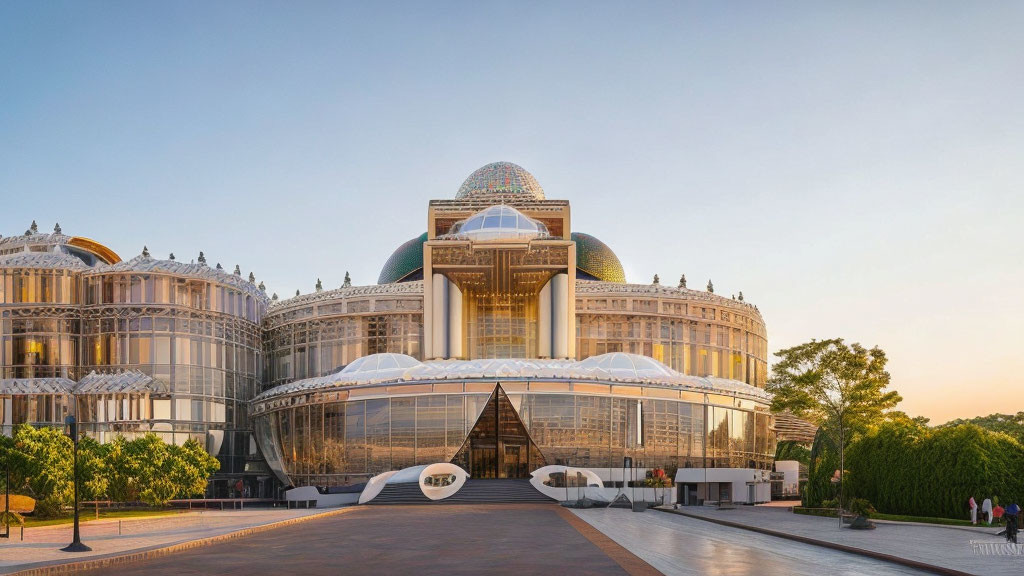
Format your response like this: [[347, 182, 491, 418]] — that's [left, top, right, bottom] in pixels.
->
[[61, 414, 90, 552], [2, 456, 9, 539]]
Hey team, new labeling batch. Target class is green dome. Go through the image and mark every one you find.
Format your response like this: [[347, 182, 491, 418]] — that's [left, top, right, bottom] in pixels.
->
[[377, 231, 626, 285], [377, 232, 427, 284], [572, 232, 626, 283]]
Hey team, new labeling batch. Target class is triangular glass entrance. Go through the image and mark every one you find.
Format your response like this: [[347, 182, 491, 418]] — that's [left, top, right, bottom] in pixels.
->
[[451, 385, 546, 478]]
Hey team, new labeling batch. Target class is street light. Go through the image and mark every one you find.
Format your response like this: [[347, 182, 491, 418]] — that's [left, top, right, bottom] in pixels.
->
[[61, 414, 90, 553], [2, 455, 9, 539]]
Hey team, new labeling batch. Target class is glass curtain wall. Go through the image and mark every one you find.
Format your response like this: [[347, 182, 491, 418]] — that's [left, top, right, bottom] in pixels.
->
[[256, 390, 775, 488]]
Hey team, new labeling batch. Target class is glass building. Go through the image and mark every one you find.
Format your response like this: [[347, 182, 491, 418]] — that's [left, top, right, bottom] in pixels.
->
[[254, 161, 776, 502], [1, 227, 270, 496], [4, 161, 780, 502]]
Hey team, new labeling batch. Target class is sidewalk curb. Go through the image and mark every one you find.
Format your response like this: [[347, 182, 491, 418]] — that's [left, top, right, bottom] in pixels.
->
[[5, 507, 358, 576], [654, 507, 973, 576]]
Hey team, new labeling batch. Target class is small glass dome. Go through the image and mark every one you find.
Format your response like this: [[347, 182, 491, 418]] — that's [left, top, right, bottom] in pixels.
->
[[576, 352, 677, 380], [444, 205, 549, 242], [341, 353, 421, 373]]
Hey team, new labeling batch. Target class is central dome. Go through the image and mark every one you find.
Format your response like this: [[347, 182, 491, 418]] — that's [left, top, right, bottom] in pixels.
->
[[455, 162, 545, 200]]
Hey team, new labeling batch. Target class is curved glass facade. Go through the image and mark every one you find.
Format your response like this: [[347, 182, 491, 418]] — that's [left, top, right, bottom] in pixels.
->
[[0, 267, 83, 379], [262, 284, 424, 390], [80, 268, 266, 475], [252, 378, 774, 488], [576, 283, 769, 387], [262, 281, 769, 389]]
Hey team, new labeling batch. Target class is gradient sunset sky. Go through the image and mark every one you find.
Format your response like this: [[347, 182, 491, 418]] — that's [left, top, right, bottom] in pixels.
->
[[2, 2, 1021, 423]]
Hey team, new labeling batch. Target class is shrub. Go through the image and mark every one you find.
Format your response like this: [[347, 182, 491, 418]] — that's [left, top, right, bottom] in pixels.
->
[[848, 498, 875, 517]]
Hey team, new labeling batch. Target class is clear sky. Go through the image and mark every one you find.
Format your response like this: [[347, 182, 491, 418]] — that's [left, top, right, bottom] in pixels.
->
[[1, 2, 1021, 424]]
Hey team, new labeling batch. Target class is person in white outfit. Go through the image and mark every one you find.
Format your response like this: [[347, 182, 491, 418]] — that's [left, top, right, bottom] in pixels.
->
[[969, 496, 978, 524], [982, 498, 993, 525]]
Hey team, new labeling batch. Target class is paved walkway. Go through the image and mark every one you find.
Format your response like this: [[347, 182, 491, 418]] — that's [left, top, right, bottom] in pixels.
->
[[667, 506, 1022, 575], [0, 507, 340, 575], [72, 504, 658, 576], [573, 507, 934, 575]]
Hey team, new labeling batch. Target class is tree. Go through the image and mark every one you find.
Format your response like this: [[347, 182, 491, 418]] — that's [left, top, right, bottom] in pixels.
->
[[767, 339, 902, 509], [939, 412, 1024, 445], [767, 339, 901, 429]]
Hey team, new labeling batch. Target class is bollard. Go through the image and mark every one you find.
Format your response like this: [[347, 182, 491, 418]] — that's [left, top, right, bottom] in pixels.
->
[[118, 520, 122, 536]]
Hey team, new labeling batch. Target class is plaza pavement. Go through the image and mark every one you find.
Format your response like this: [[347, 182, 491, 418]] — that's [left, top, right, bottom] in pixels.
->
[[69, 504, 657, 576], [3, 503, 1020, 575], [573, 507, 936, 575], [0, 507, 350, 575], [655, 505, 1021, 575]]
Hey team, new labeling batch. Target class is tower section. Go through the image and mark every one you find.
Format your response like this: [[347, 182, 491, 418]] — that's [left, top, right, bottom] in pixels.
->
[[423, 196, 575, 360]]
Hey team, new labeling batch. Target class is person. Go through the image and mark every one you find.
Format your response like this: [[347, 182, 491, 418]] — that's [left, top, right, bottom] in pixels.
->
[[982, 498, 993, 525], [1003, 503, 1019, 545], [969, 496, 978, 524]]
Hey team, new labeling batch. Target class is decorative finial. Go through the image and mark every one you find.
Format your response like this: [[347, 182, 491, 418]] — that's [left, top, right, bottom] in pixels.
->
[[169, 252, 175, 260], [272, 292, 279, 301], [315, 278, 323, 292], [248, 272, 255, 283], [258, 281, 265, 291], [198, 251, 207, 265], [707, 279, 714, 293], [216, 263, 223, 270], [343, 271, 351, 288], [233, 264, 241, 276], [738, 291, 744, 302], [54, 223, 62, 235], [652, 274, 660, 285], [142, 245, 150, 258], [678, 274, 686, 289], [30, 220, 38, 234]]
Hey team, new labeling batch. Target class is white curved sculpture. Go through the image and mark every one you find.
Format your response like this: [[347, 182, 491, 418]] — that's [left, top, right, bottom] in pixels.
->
[[530, 465, 609, 502], [358, 470, 399, 504], [418, 463, 468, 501]]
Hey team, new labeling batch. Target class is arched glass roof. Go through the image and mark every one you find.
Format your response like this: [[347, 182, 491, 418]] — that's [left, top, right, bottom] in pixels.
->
[[342, 353, 422, 373], [443, 205, 549, 242], [577, 352, 676, 380]]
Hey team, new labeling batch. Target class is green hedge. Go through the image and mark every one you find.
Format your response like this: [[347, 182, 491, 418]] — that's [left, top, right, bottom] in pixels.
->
[[842, 422, 1024, 519]]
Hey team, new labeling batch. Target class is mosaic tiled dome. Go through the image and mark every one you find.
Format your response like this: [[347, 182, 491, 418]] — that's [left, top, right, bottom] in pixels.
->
[[455, 162, 545, 200], [377, 232, 427, 284], [572, 232, 626, 283]]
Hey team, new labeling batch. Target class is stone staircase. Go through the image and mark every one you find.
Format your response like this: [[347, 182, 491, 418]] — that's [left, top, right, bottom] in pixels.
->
[[367, 478, 555, 505]]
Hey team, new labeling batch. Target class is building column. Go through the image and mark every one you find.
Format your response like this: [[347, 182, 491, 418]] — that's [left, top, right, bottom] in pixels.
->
[[431, 273, 449, 359], [551, 273, 569, 359], [448, 281, 463, 359], [537, 281, 552, 358]]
